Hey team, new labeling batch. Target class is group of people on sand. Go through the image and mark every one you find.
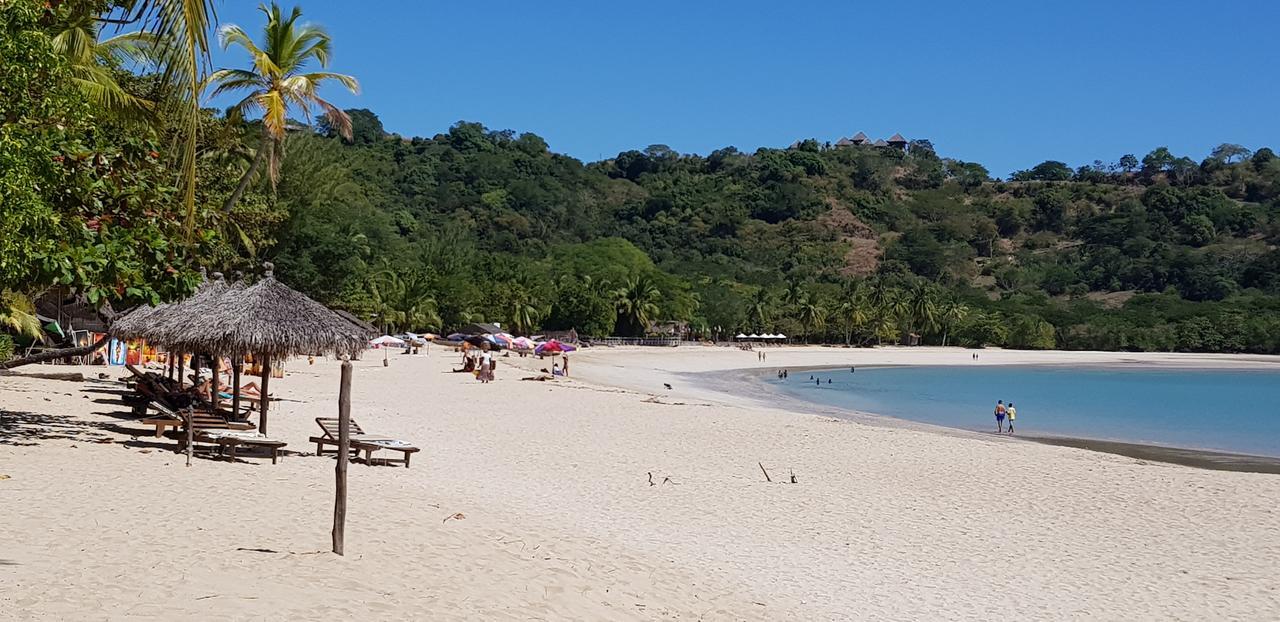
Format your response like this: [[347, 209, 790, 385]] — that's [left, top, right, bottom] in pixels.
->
[[453, 342, 573, 383], [993, 400, 1017, 434], [453, 343, 497, 383]]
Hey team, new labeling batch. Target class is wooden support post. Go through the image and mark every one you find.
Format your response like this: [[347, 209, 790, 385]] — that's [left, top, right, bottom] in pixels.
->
[[232, 358, 242, 419], [333, 356, 352, 555], [177, 352, 185, 389], [258, 356, 272, 435], [185, 406, 194, 467], [210, 353, 221, 407]]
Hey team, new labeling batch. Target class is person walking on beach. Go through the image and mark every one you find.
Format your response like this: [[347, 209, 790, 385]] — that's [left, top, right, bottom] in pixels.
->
[[994, 400, 1006, 433], [1006, 403, 1016, 434]]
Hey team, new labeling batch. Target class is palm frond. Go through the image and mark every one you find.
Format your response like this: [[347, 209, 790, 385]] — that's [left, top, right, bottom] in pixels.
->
[[300, 71, 360, 94], [71, 65, 157, 122], [98, 31, 161, 68], [138, 0, 218, 231]]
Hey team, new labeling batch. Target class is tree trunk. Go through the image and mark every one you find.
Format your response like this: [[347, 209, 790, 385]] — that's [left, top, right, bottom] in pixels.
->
[[221, 129, 270, 214], [0, 334, 110, 369]]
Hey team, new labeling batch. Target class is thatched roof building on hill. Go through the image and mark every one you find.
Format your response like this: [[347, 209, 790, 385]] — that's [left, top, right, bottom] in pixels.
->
[[887, 133, 908, 149]]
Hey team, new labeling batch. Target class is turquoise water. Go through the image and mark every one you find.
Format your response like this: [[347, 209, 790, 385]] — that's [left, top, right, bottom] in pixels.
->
[[770, 366, 1280, 457]]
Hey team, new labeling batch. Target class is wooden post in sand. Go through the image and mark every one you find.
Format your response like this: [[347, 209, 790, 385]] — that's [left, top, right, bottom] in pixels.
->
[[210, 353, 221, 407], [231, 358, 242, 419], [185, 406, 194, 467], [332, 356, 352, 555], [258, 356, 272, 435], [177, 351, 185, 389]]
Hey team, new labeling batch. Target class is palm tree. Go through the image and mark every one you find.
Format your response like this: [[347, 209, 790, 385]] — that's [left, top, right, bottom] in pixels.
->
[[613, 275, 661, 336], [747, 288, 774, 333], [836, 290, 872, 346], [870, 287, 906, 346], [368, 270, 440, 333], [907, 282, 939, 343], [504, 286, 543, 335], [52, 8, 158, 122], [797, 299, 826, 343], [937, 298, 969, 347], [0, 291, 43, 342], [208, 2, 359, 214], [871, 313, 899, 346]]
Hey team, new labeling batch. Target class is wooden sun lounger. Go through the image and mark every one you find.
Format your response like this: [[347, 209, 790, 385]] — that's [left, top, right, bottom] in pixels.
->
[[146, 401, 254, 438], [196, 430, 287, 464], [310, 417, 420, 468]]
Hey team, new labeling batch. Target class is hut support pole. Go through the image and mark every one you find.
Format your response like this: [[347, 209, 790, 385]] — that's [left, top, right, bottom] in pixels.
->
[[210, 353, 221, 407], [333, 357, 352, 555], [185, 407, 194, 467], [177, 352, 184, 389], [232, 358, 242, 419], [258, 356, 271, 435]]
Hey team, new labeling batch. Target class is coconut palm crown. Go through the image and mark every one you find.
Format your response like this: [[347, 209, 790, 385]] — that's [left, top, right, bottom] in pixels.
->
[[207, 2, 359, 212]]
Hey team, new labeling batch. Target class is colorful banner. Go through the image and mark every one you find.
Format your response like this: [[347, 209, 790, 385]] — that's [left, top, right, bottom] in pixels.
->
[[108, 338, 127, 366]]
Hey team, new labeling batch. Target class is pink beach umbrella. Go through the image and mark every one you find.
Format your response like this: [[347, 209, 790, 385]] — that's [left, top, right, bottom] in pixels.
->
[[535, 339, 577, 355]]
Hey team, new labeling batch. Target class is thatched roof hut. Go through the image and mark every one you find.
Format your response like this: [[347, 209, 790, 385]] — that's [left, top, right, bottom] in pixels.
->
[[110, 272, 232, 343], [165, 264, 371, 359], [335, 310, 377, 335], [111, 302, 169, 341]]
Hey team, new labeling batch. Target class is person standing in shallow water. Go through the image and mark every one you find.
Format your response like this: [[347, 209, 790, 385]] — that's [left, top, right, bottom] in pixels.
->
[[994, 400, 1006, 433], [1006, 402, 1017, 434]]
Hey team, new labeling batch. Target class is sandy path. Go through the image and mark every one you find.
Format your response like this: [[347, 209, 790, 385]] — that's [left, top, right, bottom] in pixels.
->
[[2, 346, 1279, 620]]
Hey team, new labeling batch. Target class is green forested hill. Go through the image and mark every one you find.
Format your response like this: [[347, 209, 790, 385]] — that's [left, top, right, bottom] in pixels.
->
[[264, 111, 1280, 353]]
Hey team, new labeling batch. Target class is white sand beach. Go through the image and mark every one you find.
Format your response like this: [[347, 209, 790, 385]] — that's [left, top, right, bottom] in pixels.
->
[[2, 346, 1279, 620]]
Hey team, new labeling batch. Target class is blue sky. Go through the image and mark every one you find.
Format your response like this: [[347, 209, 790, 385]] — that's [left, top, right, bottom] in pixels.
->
[[207, 1, 1280, 177]]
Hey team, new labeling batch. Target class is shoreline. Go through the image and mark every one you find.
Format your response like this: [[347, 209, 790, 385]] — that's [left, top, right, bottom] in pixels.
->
[[706, 360, 1280, 473], [583, 348, 1280, 475]]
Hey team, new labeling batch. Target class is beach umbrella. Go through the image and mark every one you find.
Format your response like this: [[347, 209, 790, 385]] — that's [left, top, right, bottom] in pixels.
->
[[534, 339, 577, 355], [463, 334, 502, 350], [369, 335, 406, 347], [735, 333, 748, 339], [512, 336, 536, 350], [775, 333, 787, 339]]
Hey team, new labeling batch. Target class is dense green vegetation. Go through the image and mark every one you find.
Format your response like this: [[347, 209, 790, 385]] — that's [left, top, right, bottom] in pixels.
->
[[4, 0, 1280, 356], [261, 115, 1280, 353]]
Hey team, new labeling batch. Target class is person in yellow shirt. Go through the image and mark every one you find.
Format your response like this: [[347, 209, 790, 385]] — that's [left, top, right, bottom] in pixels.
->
[[1006, 403, 1017, 434]]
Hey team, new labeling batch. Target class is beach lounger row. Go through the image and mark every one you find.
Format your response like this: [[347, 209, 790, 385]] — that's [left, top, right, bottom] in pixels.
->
[[120, 368, 418, 467]]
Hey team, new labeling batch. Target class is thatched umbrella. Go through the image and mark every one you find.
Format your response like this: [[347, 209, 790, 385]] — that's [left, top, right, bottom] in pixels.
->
[[111, 273, 236, 387], [161, 263, 371, 434]]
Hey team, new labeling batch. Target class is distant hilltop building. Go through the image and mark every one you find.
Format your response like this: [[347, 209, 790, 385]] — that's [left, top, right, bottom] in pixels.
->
[[794, 131, 910, 151]]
